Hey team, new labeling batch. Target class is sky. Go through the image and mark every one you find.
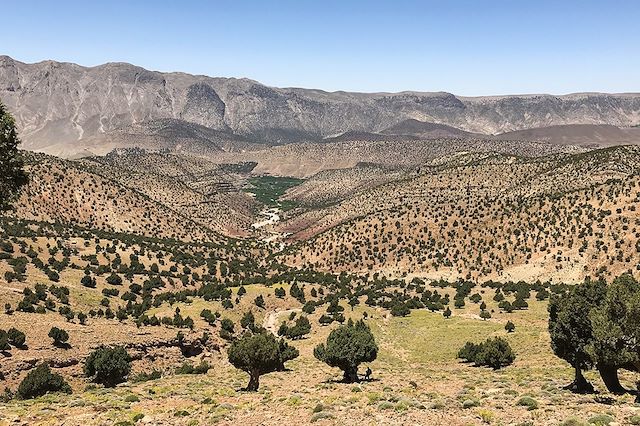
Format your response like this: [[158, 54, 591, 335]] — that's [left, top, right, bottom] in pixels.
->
[[3, 0, 639, 95]]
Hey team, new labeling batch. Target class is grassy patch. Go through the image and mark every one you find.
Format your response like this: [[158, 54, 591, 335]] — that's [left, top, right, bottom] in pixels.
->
[[245, 176, 303, 207]]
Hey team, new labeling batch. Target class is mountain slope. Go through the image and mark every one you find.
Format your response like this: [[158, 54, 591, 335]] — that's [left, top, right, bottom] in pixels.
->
[[279, 145, 640, 282], [2, 55, 640, 155], [9, 152, 229, 242], [496, 124, 640, 147]]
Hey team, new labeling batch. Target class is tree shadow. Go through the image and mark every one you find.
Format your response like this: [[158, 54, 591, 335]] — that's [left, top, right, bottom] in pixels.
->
[[53, 342, 71, 350]]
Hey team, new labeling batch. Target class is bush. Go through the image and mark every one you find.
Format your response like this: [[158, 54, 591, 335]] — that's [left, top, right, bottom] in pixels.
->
[[7, 328, 26, 348], [588, 414, 615, 425], [106, 272, 123, 286], [175, 361, 211, 375], [0, 330, 8, 350], [285, 316, 311, 340], [17, 364, 71, 399], [48, 327, 69, 347], [84, 346, 131, 387], [505, 320, 515, 333], [457, 341, 481, 362], [131, 369, 162, 383], [516, 396, 538, 410], [457, 337, 515, 369]]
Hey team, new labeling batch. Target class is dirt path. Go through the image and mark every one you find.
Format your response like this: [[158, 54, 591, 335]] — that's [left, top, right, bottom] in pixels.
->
[[262, 308, 301, 334]]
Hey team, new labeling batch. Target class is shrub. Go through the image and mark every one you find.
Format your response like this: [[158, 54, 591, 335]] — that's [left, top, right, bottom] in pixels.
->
[[84, 346, 131, 387], [0, 330, 8, 350], [457, 341, 481, 362], [516, 396, 538, 410], [17, 364, 71, 399], [588, 414, 614, 425], [175, 361, 211, 375], [131, 369, 162, 383], [457, 337, 515, 369], [318, 314, 333, 325], [311, 411, 335, 422], [106, 272, 123, 286], [505, 320, 515, 333], [7, 328, 26, 348], [48, 327, 69, 347], [462, 399, 479, 409], [285, 316, 311, 340]]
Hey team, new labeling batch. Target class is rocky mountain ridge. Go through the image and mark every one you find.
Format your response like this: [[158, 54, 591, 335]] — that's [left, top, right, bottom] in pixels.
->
[[2, 55, 639, 156]]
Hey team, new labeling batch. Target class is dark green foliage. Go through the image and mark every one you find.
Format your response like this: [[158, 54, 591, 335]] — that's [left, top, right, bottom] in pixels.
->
[[548, 278, 606, 392], [586, 275, 640, 393], [81, 274, 96, 288], [7, 328, 26, 348], [314, 319, 377, 383], [131, 369, 162, 383], [245, 175, 303, 207], [457, 337, 515, 369], [241, 311, 256, 330], [302, 301, 316, 314], [254, 295, 265, 308], [274, 287, 286, 298], [0, 330, 8, 350], [106, 272, 123, 286], [17, 364, 71, 399], [48, 327, 69, 347], [284, 316, 311, 340], [227, 331, 299, 391], [175, 361, 211, 375], [0, 102, 28, 211], [457, 341, 481, 362], [200, 309, 216, 325], [84, 346, 131, 387], [220, 318, 235, 340], [505, 321, 515, 333], [390, 303, 410, 317], [318, 314, 333, 325]]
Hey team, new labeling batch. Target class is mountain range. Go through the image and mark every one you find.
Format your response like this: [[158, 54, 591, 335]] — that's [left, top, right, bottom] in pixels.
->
[[1, 55, 640, 158]]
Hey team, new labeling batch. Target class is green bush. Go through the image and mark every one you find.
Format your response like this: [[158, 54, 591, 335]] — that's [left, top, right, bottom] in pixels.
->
[[131, 369, 162, 383], [588, 414, 614, 426], [84, 346, 131, 387], [48, 327, 69, 347], [516, 396, 538, 410], [457, 337, 515, 369], [7, 328, 26, 348], [17, 364, 71, 399], [175, 361, 211, 375], [0, 330, 8, 350]]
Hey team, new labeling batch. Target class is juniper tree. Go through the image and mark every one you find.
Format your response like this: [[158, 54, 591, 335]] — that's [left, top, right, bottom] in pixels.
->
[[0, 101, 28, 211], [228, 331, 298, 391], [586, 274, 640, 394], [314, 319, 378, 383], [548, 278, 605, 393]]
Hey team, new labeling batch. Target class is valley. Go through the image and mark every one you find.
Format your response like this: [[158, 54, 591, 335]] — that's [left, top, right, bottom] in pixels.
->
[[1, 55, 640, 426]]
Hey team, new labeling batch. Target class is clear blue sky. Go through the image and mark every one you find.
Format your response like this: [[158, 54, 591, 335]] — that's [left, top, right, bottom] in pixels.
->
[[4, 0, 639, 95]]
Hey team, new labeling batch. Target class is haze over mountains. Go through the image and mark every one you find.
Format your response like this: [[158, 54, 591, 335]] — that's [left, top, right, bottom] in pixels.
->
[[1, 55, 640, 158]]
